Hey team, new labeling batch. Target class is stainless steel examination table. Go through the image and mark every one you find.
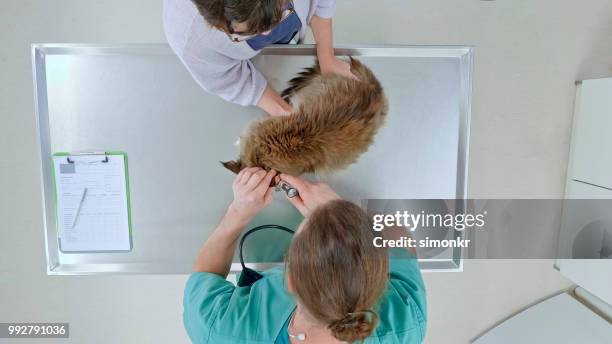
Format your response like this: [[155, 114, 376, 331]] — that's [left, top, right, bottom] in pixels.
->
[[33, 44, 473, 274]]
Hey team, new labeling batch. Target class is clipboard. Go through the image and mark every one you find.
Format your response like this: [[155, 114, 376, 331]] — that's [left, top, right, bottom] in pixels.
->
[[51, 151, 133, 253]]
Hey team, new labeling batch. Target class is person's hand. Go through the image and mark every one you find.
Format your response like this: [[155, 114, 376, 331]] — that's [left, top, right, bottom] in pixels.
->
[[228, 168, 277, 224], [270, 106, 292, 117], [258, 84, 293, 117], [319, 57, 358, 80], [279, 174, 340, 217]]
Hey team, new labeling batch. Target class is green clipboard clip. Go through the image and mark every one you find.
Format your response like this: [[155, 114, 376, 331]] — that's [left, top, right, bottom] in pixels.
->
[[51, 151, 133, 253]]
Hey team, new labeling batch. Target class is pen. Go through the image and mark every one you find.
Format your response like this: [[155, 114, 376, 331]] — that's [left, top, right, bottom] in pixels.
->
[[72, 187, 88, 229]]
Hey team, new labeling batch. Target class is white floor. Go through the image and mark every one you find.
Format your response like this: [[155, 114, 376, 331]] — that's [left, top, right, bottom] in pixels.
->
[[2, 0, 612, 343]]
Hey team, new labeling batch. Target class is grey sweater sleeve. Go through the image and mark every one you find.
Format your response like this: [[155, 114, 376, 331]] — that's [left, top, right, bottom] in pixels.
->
[[180, 45, 267, 107], [314, 0, 337, 18], [163, 0, 267, 107]]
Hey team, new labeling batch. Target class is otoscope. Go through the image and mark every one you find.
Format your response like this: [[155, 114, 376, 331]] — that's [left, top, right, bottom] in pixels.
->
[[273, 175, 299, 198], [276, 180, 299, 198]]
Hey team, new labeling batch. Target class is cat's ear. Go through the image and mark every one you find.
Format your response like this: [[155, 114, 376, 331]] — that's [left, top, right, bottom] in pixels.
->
[[221, 160, 243, 174]]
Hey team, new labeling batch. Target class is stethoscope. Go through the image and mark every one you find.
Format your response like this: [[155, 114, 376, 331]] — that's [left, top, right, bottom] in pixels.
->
[[237, 224, 295, 287]]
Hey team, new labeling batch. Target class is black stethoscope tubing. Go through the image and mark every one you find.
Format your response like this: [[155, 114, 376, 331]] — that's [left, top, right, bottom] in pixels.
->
[[239, 224, 295, 272]]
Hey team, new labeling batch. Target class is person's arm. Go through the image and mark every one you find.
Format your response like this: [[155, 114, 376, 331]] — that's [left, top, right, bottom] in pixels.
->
[[257, 84, 293, 116], [180, 47, 268, 106], [190, 54, 290, 117], [310, 15, 357, 80], [282, 174, 416, 256], [193, 168, 276, 277], [179, 45, 290, 116], [279, 174, 340, 217]]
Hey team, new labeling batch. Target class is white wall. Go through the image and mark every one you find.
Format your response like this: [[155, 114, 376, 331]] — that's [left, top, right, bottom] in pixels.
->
[[2, 0, 612, 343]]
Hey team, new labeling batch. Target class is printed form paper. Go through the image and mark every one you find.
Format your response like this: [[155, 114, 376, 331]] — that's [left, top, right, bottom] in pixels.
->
[[53, 154, 131, 252]]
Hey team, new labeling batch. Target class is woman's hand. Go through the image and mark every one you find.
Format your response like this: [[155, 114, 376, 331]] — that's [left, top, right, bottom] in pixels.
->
[[228, 168, 277, 224], [279, 174, 340, 217], [193, 167, 276, 275], [319, 56, 358, 80], [257, 84, 293, 116], [310, 15, 358, 81]]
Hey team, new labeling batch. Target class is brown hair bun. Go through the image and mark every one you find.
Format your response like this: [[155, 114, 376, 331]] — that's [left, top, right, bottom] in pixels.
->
[[286, 200, 388, 343], [329, 310, 379, 342]]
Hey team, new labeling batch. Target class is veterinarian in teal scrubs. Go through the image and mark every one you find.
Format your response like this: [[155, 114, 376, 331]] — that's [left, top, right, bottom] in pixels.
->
[[184, 168, 427, 343]]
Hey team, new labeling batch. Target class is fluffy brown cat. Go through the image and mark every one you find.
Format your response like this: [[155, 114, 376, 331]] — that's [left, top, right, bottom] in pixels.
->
[[222, 57, 388, 176]]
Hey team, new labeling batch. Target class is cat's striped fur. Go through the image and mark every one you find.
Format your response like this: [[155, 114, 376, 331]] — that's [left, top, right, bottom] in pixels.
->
[[222, 58, 388, 176]]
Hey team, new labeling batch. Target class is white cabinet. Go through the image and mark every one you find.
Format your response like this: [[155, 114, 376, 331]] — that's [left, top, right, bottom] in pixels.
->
[[568, 78, 612, 189], [559, 78, 612, 307], [561, 180, 612, 307], [559, 181, 612, 305]]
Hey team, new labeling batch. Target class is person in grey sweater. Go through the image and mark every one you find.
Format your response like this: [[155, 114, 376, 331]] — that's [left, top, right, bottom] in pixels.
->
[[163, 0, 354, 116]]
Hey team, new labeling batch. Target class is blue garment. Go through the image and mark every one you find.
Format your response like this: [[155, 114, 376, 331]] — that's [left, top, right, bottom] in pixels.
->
[[183, 251, 427, 343], [246, 4, 302, 51], [274, 310, 293, 344]]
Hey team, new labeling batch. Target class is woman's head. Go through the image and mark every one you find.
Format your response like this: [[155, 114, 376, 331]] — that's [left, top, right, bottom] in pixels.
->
[[286, 200, 389, 342], [192, 0, 285, 35]]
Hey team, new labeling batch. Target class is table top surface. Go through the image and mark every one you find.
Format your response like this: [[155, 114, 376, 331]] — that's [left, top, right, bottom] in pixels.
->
[[33, 44, 472, 274]]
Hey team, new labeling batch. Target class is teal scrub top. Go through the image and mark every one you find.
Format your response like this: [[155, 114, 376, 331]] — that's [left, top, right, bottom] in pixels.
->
[[183, 255, 427, 343]]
